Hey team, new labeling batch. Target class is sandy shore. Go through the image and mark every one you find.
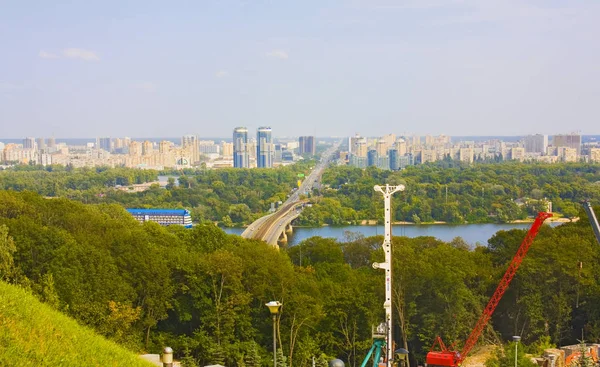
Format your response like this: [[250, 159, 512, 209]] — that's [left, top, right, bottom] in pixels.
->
[[511, 217, 578, 223]]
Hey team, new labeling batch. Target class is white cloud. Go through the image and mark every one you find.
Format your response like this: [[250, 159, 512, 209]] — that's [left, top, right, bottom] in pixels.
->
[[39, 50, 59, 59], [63, 48, 99, 61], [133, 82, 157, 92], [215, 70, 230, 78], [266, 50, 289, 59]]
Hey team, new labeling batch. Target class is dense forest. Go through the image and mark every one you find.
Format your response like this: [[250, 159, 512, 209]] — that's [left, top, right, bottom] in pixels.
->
[[1, 191, 600, 367], [299, 162, 600, 225], [0, 162, 314, 225], [2, 162, 599, 229]]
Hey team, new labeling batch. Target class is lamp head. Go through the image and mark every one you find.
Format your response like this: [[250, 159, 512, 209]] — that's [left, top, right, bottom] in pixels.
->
[[265, 301, 282, 314], [162, 347, 174, 363]]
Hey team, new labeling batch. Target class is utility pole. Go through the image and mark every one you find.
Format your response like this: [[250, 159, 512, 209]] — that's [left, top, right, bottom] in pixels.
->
[[373, 184, 405, 367], [445, 185, 448, 204]]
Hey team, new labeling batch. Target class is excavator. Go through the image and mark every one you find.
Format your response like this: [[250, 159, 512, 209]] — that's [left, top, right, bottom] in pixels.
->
[[426, 212, 553, 367]]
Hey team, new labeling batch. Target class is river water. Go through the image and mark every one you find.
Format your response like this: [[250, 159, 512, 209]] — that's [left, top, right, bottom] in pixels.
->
[[223, 222, 562, 246]]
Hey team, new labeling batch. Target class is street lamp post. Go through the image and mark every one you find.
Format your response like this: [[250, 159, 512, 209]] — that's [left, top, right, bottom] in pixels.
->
[[395, 348, 409, 367], [513, 336, 521, 367], [266, 301, 282, 367]]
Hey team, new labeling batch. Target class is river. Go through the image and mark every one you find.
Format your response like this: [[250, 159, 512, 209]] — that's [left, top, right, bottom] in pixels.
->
[[223, 222, 563, 246]]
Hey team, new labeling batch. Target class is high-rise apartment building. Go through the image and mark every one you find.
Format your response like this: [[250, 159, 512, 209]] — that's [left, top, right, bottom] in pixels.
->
[[47, 137, 56, 149], [233, 127, 249, 168], [382, 134, 396, 148], [557, 147, 577, 162], [129, 141, 142, 156], [396, 139, 407, 155], [376, 140, 387, 156], [389, 149, 399, 170], [459, 147, 474, 163], [354, 138, 367, 157], [181, 135, 200, 164], [247, 139, 257, 163], [97, 137, 112, 152], [113, 138, 123, 150], [199, 141, 220, 154], [348, 136, 367, 168], [367, 149, 377, 167], [36, 138, 46, 152], [142, 141, 153, 156], [298, 136, 316, 155], [221, 142, 233, 157], [523, 134, 548, 154], [425, 135, 434, 146], [349, 134, 362, 155], [553, 134, 582, 155], [23, 137, 36, 149], [257, 127, 274, 168], [510, 147, 526, 161], [436, 135, 451, 145], [159, 141, 172, 153]]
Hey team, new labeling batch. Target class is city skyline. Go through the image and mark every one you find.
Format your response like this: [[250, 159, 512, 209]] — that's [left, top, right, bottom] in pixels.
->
[[3, 131, 600, 169], [2, 1, 600, 137]]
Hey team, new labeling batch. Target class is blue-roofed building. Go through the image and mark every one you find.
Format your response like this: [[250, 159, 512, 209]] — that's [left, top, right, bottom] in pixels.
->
[[126, 208, 193, 228]]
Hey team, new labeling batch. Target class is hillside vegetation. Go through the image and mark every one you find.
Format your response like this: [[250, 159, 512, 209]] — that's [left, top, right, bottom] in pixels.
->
[[0, 280, 154, 367], [1, 190, 600, 366]]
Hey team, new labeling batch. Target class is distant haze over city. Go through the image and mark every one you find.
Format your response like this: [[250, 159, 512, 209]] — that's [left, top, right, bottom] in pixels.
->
[[1, 1, 600, 137]]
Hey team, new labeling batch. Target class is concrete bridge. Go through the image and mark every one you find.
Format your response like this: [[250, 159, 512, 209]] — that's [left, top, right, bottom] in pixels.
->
[[241, 200, 307, 246], [241, 140, 341, 247]]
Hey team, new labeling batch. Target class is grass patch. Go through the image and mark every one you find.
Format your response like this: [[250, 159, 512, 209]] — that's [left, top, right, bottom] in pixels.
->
[[0, 281, 155, 367]]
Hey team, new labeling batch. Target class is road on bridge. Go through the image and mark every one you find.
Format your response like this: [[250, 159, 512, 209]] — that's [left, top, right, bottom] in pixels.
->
[[241, 140, 342, 245]]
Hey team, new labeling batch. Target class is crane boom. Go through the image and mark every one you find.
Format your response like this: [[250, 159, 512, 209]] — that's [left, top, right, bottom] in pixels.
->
[[582, 201, 600, 246], [426, 212, 552, 367], [458, 211, 552, 362]]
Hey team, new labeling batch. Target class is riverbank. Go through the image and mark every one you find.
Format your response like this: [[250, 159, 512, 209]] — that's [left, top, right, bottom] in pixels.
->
[[221, 215, 576, 229], [222, 222, 564, 246], [357, 216, 577, 226], [511, 216, 578, 223]]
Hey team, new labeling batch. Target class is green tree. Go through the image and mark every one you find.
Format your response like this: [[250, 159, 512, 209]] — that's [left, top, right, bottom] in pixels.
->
[[0, 224, 16, 281], [277, 348, 288, 367], [244, 342, 262, 367], [485, 342, 537, 367], [570, 341, 595, 367]]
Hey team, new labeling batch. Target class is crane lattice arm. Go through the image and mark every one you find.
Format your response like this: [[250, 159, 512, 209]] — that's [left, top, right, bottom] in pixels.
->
[[456, 211, 552, 363], [582, 201, 600, 246]]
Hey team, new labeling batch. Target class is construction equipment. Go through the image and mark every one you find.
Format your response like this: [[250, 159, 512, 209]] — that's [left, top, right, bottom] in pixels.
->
[[426, 212, 553, 367], [582, 201, 600, 245], [360, 324, 388, 367]]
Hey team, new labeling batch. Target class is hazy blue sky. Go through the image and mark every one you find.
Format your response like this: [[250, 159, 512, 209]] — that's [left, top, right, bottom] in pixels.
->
[[1, 0, 599, 138]]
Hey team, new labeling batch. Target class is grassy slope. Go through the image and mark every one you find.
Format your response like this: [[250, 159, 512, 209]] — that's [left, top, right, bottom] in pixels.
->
[[0, 281, 154, 367]]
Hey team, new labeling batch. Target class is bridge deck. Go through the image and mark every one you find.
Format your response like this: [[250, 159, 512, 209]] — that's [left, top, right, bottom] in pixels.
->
[[242, 200, 307, 246]]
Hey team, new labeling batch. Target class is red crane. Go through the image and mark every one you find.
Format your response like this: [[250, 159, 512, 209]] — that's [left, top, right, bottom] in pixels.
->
[[426, 211, 553, 367]]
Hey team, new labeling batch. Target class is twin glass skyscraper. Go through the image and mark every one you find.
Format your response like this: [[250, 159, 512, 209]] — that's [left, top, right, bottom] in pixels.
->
[[233, 126, 274, 168], [233, 127, 249, 168], [256, 127, 273, 168]]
